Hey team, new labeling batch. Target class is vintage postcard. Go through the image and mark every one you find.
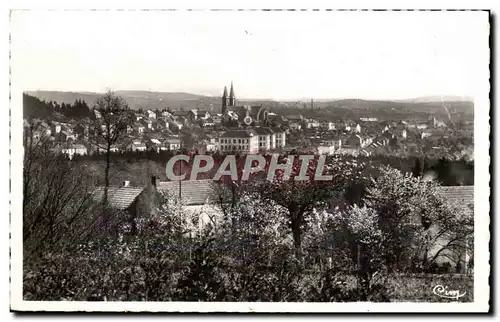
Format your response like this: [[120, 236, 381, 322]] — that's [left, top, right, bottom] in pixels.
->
[[9, 9, 490, 313]]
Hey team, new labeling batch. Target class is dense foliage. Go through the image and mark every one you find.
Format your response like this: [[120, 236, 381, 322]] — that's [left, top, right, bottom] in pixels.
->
[[23, 150, 473, 302], [24, 93, 94, 120]]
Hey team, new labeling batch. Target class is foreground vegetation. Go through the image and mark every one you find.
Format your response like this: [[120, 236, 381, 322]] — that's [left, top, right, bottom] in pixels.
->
[[24, 252, 473, 302], [23, 159, 473, 302]]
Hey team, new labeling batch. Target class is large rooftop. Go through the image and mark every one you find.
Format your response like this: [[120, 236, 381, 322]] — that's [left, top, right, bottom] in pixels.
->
[[220, 129, 257, 138], [157, 180, 224, 206], [92, 186, 145, 210]]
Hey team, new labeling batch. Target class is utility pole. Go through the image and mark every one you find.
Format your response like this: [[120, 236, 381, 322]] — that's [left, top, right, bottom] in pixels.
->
[[179, 161, 182, 198], [178, 132, 183, 199], [179, 132, 183, 199]]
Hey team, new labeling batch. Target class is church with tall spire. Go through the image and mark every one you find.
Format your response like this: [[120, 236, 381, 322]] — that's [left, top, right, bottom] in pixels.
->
[[221, 82, 237, 115], [220, 81, 270, 127]]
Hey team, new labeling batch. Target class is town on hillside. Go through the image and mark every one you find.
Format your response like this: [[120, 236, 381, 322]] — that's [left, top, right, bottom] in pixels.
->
[[23, 82, 474, 162]]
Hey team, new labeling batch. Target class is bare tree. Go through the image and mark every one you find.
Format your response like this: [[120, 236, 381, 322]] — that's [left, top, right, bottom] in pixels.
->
[[23, 122, 97, 258], [91, 91, 134, 205]]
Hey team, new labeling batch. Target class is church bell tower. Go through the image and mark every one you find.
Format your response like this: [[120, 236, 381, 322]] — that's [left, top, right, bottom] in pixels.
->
[[222, 86, 228, 114], [228, 81, 236, 107]]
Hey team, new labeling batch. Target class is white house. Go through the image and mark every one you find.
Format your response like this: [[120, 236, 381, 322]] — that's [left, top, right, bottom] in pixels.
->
[[161, 110, 172, 118], [51, 121, 62, 135], [202, 118, 215, 127], [98, 145, 120, 153], [289, 121, 302, 131], [305, 119, 320, 129], [169, 121, 183, 131], [162, 138, 181, 151], [360, 117, 378, 122], [57, 130, 76, 142], [94, 110, 102, 119], [61, 144, 88, 159], [146, 110, 157, 120], [317, 145, 336, 155], [129, 141, 147, 152], [320, 121, 336, 131], [134, 122, 145, 134], [212, 114, 223, 124], [323, 139, 342, 150]]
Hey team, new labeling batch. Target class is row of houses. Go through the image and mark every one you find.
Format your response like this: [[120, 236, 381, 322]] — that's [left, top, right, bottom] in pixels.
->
[[287, 114, 449, 133], [51, 136, 183, 159], [286, 115, 341, 131], [290, 127, 409, 156], [41, 120, 432, 159], [48, 126, 287, 158]]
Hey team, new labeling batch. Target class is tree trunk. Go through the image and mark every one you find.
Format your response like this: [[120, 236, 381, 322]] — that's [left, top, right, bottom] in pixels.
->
[[104, 143, 111, 204], [103, 143, 111, 229], [357, 243, 369, 301], [291, 218, 302, 249], [289, 208, 303, 264]]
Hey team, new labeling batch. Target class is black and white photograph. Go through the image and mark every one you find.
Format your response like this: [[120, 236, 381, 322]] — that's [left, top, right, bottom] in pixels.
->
[[8, 8, 490, 313]]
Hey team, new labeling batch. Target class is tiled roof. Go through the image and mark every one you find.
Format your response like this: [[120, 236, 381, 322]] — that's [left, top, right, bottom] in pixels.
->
[[438, 186, 474, 207], [221, 129, 257, 138], [254, 127, 274, 135], [286, 115, 303, 120], [173, 110, 191, 116], [157, 180, 223, 206], [271, 126, 285, 133], [92, 186, 145, 210], [165, 138, 181, 144]]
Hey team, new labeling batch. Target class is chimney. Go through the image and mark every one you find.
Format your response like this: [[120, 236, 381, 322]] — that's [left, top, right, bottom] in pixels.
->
[[123, 180, 130, 187], [151, 176, 157, 187]]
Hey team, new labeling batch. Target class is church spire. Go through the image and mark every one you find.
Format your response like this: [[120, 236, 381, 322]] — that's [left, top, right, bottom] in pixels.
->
[[228, 81, 235, 106], [222, 86, 228, 114]]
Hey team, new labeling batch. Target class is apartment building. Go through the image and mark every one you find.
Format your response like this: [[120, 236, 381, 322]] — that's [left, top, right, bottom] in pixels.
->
[[254, 127, 274, 151], [274, 129, 286, 148], [218, 129, 259, 154]]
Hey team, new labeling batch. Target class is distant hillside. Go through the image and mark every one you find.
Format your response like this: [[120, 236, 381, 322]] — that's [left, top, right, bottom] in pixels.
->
[[397, 96, 474, 103], [25, 90, 280, 112], [270, 98, 474, 122], [25, 90, 221, 111], [26, 90, 102, 107], [115, 90, 207, 101]]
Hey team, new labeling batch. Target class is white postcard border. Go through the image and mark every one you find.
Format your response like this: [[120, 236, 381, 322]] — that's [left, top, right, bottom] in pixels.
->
[[8, 8, 491, 313]]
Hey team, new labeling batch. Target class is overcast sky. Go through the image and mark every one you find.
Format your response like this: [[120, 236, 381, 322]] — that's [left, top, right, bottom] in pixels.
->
[[10, 10, 489, 100]]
